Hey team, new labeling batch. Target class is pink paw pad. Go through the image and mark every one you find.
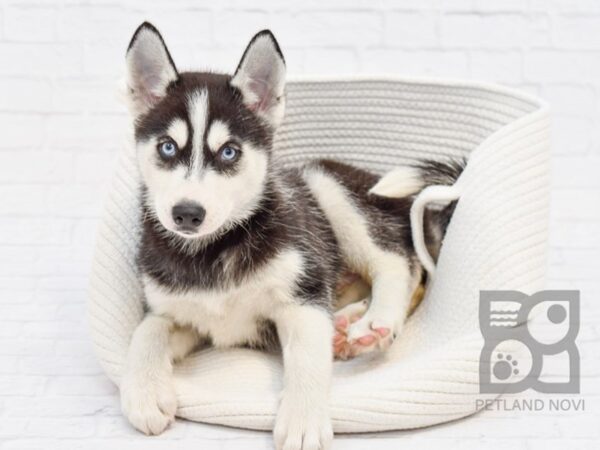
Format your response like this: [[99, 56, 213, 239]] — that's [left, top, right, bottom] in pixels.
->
[[333, 321, 395, 360], [357, 335, 376, 346], [374, 327, 390, 337], [334, 316, 348, 330], [332, 299, 398, 360]]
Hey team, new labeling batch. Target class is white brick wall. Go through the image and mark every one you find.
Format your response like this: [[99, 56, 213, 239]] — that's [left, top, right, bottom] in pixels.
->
[[0, 0, 598, 448]]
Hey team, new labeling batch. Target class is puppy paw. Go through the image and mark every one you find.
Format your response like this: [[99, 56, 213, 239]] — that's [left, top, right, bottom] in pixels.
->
[[120, 371, 177, 435], [333, 300, 401, 360], [347, 316, 396, 355], [273, 393, 333, 450], [333, 299, 368, 360]]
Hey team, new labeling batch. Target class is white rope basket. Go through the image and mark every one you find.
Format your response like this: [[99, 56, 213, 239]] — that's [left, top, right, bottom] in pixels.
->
[[88, 77, 550, 432]]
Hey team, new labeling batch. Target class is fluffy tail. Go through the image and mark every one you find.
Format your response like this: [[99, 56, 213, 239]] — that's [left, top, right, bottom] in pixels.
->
[[370, 158, 467, 265], [369, 158, 466, 198]]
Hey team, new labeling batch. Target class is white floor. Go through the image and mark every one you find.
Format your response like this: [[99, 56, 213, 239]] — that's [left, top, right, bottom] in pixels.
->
[[1, 389, 598, 450]]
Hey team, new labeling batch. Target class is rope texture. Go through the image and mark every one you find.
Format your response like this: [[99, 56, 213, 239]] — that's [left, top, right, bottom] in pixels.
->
[[87, 78, 550, 432]]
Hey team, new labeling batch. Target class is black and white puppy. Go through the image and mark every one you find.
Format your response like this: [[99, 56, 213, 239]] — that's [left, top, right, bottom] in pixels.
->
[[120, 22, 463, 449]]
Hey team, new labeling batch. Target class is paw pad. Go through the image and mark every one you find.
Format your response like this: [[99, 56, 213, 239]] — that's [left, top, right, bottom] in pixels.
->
[[494, 353, 519, 380]]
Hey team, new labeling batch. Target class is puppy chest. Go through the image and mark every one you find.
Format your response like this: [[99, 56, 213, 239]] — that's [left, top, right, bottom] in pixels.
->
[[142, 249, 304, 347], [144, 281, 275, 347]]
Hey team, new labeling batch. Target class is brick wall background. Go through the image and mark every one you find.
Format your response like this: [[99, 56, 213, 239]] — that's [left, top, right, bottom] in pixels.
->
[[0, 0, 598, 449]]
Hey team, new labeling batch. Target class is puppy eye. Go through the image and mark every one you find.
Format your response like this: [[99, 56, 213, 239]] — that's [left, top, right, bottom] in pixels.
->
[[158, 140, 178, 159], [219, 145, 239, 162]]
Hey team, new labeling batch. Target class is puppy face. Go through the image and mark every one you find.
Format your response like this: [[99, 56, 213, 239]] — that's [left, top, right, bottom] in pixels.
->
[[125, 23, 286, 241]]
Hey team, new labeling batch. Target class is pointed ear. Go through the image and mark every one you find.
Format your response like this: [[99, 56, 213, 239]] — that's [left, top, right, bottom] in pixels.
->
[[125, 22, 178, 117], [231, 30, 286, 128]]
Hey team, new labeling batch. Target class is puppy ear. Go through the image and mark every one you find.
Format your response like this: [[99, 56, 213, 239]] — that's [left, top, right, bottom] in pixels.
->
[[125, 22, 178, 117], [231, 30, 286, 128]]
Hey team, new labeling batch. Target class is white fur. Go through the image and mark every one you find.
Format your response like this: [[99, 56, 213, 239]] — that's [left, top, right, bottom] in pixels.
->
[[120, 314, 177, 435], [335, 298, 369, 319], [142, 248, 304, 348], [120, 250, 308, 434], [167, 118, 188, 149], [368, 166, 423, 198], [137, 131, 268, 240], [207, 120, 231, 152], [188, 90, 209, 172], [169, 325, 200, 362], [125, 248, 334, 447], [303, 168, 417, 340], [125, 26, 334, 449], [135, 87, 267, 240], [272, 305, 333, 450]]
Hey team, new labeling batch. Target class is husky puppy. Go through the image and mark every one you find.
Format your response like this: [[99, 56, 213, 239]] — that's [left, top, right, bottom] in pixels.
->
[[120, 22, 463, 449]]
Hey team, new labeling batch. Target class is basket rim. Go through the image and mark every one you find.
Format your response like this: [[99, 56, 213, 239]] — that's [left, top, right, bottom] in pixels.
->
[[285, 74, 549, 111]]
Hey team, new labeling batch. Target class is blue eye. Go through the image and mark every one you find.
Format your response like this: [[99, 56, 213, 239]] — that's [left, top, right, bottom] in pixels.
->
[[158, 141, 177, 158], [220, 146, 239, 162]]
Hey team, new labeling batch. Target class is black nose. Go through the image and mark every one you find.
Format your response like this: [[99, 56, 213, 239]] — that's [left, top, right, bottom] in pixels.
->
[[171, 202, 206, 231]]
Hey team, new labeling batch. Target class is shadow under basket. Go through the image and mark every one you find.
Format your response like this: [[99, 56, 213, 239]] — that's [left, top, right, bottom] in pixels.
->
[[88, 77, 550, 432]]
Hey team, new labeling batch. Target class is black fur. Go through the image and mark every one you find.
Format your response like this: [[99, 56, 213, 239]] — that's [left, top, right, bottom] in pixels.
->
[[135, 72, 272, 177], [138, 168, 342, 310], [138, 157, 465, 302], [415, 158, 467, 188], [313, 160, 416, 258], [139, 178, 288, 291], [132, 24, 466, 351]]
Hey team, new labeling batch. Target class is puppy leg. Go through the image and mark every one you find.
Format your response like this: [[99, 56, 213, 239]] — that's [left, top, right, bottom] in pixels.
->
[[120, 315, 198, 435], [344, 254, 419, 357], [170, 324, 201, 362], [334, 271, 370, 309], [272, 305, 333, 450]]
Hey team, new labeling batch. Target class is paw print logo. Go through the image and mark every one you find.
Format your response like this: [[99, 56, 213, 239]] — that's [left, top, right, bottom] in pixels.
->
[[493, 353, 519, 380], [479, 290, 580, 394]]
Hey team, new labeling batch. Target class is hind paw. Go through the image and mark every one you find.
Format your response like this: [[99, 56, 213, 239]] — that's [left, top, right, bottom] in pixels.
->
[[333, 299, 367, 360], [333, 300, 396, 360]]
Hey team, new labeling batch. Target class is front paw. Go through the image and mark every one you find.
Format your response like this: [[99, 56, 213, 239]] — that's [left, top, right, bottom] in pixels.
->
[[273, 393, 333, 450], [120, 371, 177, 435]]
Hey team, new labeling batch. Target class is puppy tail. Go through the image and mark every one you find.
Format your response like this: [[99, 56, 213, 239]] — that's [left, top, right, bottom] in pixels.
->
[[411, 158, 467, 243], [369, 158, 466, 198], [370, 158, 467, 267], [368, 166, 425, 198]]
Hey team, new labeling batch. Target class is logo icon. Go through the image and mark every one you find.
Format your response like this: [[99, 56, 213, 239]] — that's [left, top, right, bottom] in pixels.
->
[[479, 290, 580, 394]]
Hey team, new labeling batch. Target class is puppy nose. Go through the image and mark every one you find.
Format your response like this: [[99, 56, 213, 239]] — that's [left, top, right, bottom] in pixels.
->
[[172, 202, 206, 230]]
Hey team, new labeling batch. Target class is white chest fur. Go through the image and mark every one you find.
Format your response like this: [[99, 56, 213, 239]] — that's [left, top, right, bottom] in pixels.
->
[[142, 249, 304, 348]]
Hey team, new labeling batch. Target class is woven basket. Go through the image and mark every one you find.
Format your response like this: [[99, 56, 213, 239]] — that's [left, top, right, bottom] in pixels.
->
[[88, 77, 550, 432]]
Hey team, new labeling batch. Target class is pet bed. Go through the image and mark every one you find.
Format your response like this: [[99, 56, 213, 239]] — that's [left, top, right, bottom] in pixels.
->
[[88, 77, 550, 432]]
